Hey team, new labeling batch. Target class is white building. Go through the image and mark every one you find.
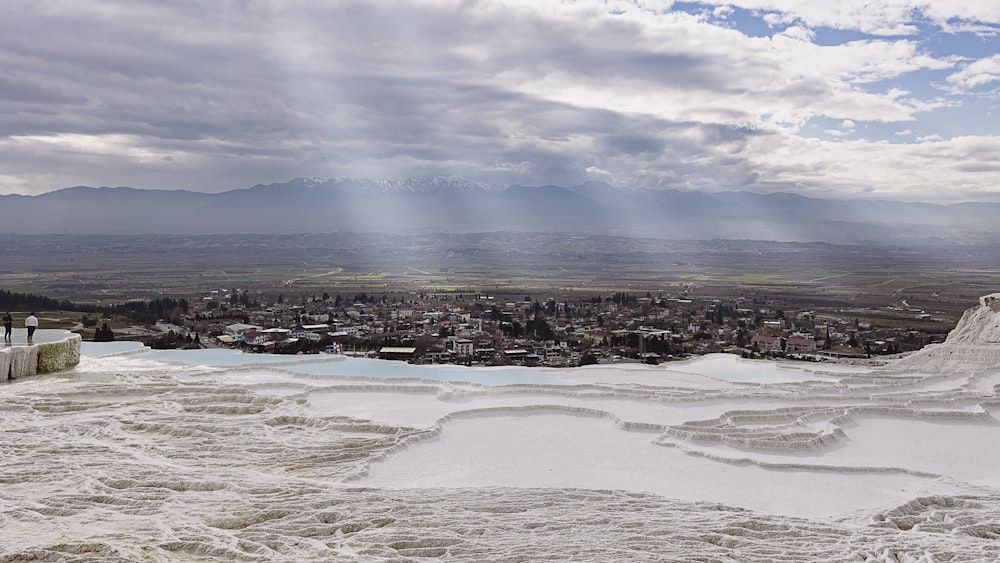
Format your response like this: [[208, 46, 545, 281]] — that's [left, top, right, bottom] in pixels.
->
[[225, 323, 262, 337]]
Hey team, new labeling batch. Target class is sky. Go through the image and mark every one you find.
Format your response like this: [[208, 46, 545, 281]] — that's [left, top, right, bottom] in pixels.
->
[[1, 0, 998, 202]]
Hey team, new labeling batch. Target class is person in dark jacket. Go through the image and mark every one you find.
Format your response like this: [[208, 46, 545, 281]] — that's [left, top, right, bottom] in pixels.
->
[[3, 311, 11, 341]]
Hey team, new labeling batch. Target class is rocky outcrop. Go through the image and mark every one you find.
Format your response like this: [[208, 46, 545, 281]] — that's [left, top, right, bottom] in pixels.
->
[[945, 293, 1000, 344], [2, 332, 81, 379], [36, 333, 82, 373], [1, 345, 37, 379], [893, 293, 1000, 374]]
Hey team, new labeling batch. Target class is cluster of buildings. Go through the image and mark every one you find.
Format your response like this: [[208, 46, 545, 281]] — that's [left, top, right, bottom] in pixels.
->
[[173, 289, 941, 366]]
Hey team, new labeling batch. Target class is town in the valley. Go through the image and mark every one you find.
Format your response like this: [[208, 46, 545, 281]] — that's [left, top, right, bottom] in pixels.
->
[[124, 287, 946, 366]]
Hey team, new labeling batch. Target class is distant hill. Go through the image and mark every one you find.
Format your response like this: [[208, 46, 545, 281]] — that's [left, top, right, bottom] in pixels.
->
[[3, 177, 999, 244]]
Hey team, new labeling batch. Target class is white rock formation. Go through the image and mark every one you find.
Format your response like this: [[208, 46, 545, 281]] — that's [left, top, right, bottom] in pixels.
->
[[36, 333, 82, 373], [0, 345, 37, 379], [4, 340, 1000, 560], [945, 293, 1000, 344], [1, 332, 81, 379], [893, 293, 1000, 374]]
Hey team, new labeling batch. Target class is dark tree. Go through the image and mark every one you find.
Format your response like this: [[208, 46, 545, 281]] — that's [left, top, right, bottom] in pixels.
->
[[94, 323, 115, 342]]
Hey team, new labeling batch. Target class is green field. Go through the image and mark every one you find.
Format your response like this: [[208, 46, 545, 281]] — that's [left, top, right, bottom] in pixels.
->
[[1, 233, 995, 327]]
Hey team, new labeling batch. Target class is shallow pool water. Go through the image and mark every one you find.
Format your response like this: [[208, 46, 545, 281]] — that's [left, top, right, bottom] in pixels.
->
[[77, 345, 869, 388], [81, 344, 575, 385]]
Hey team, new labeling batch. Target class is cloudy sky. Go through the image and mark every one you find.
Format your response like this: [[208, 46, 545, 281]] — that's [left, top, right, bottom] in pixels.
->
[[2, 1, 998, 202]]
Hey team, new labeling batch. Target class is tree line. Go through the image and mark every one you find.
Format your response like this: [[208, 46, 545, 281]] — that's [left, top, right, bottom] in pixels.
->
[[2, 289, 188, 326], [0, 289, 97, 314]]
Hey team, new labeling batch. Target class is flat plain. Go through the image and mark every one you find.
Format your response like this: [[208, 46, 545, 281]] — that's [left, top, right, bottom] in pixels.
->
[[3, 233, 997, 327]]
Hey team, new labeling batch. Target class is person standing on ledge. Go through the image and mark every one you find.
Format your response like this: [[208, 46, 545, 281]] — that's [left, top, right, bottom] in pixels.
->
[[3, 311, 11, 341], [25, 312, 38, 342]]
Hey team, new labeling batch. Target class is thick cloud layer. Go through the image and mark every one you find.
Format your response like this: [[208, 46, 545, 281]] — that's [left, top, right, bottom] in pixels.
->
[[0, 1, 997, 201]]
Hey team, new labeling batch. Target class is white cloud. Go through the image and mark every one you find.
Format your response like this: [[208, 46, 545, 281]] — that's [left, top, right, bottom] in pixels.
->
[[585, 165, 616, 180], [8, 133, 173, 163], [694, 1, 1000, 35], [713, 5, 735, 18], [938, 21, 1000, 36], [778, 25, 815, 42], [762, 12, 787, 27], [946, 54, 1000, 91], [0, 0, 994, 202], [745, 132, 1000, 201]]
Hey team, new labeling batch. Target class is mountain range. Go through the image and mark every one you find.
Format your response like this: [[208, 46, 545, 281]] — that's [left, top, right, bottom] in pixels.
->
[[2, 177, 999, 245]]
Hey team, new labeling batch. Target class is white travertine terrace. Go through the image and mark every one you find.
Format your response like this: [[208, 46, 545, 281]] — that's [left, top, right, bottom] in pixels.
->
[[1, 332, 81, 379], [2, 298, 1000, 561], [892, 292, 1000, 374]]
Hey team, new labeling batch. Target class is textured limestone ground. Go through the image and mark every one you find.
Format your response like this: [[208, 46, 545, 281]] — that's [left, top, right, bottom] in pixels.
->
[[893, 292, 1000, 374], [3, 370, 999, 562], [2, 297, 1000, 561], [1, 331, 81, 379]]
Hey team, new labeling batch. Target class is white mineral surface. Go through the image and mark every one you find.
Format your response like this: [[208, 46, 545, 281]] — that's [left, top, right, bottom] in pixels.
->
[[3, 300, 1000, 561], [2, 330, 81, 378]]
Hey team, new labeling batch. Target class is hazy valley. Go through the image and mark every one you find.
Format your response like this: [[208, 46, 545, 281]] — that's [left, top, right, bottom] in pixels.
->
[[4, 178, 1000, 245]]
